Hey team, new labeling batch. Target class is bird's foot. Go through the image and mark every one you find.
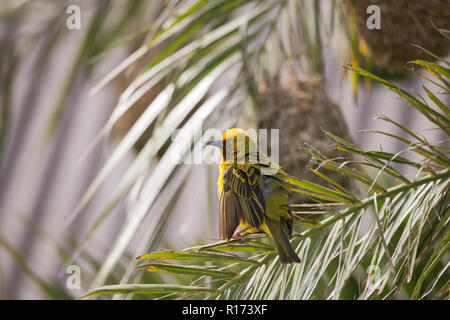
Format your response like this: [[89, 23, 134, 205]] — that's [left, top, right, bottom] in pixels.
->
[[232, 226, 251, 243], [235, 234, 246, 243]]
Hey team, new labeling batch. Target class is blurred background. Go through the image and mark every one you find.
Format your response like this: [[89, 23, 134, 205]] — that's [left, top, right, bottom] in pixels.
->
[[0, 0, 448, 299]]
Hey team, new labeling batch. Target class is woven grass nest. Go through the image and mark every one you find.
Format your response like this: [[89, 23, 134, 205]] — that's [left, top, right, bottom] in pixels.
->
[[112, 73, 165, 151], [257, 76, 353, 203], [345, 0, 450, 74]]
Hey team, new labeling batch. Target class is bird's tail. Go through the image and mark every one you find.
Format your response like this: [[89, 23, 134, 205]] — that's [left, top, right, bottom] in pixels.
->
[[266, 219, 300, 264]]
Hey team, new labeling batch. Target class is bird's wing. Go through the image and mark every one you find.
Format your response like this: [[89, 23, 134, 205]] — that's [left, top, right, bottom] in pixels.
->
[[218, 181, 240, 240], [260, 175, 292, 223], [219, 166, 265, 240]]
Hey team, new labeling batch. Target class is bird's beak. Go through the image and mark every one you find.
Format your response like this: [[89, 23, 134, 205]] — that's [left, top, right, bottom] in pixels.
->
[[206, 139, 222, 148]]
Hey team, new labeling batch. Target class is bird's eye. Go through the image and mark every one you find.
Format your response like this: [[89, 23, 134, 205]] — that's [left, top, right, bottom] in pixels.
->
[[227, 139, 234, 145]]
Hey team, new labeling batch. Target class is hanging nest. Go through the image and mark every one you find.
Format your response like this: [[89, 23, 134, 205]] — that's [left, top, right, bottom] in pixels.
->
[[344, 0, 450, 74], [257, 75, 353, 204], [111, 26, 169, 152], [110, 2, 167, 152], [111, 68, 167, 151]]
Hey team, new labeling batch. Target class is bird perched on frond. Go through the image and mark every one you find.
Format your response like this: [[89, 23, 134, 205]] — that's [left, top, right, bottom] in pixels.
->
[[207, 128, 300, 264]]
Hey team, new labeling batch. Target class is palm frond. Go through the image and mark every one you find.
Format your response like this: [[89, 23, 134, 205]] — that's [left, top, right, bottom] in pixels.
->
[[68, 0, 331, 291], [86, 50, 450, 299]]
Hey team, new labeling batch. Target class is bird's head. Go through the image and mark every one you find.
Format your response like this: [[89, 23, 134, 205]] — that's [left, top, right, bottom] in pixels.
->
[[206, 128, 256, 163]]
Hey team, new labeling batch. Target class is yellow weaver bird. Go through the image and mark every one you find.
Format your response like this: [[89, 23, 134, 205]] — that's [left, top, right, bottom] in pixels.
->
[[207, 128, 300, 264]]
